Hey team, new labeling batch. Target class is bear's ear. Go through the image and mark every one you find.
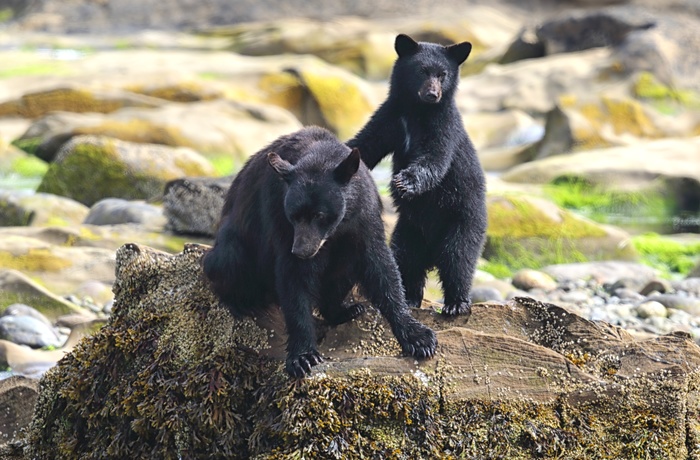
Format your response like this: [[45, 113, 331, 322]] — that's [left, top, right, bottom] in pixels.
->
[[268, 152, 294, 181], [446, 41, 472, 65], [334, 148, 361, 184], [395, 34, 419, 57]]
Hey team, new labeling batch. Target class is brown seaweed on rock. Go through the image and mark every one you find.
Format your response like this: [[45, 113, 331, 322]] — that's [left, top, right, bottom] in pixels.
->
[[12, 243, 700, 459]]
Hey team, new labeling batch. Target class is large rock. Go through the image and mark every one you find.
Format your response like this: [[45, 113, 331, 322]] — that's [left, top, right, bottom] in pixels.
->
[[14, 99, 302, 162], [36, 135, 216, 206], [0, 86, 165, 119], [0, 234, 116, 296], [484, 193, 637, 272], [15, 243, 700, 458], [0, 191, 89, 227], [501, 137, 700, 219], [163, 176, 232, 236], [0, 377, 39, 443], [0, 269, 87, 321]]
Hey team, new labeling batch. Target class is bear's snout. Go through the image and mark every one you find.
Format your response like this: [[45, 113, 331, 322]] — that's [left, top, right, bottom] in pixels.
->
[[419, 79, 442, 103]]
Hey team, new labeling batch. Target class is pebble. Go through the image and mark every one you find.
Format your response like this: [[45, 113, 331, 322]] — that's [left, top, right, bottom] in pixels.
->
[[512, 269, 558, 292], [635, 301, 668, 319]]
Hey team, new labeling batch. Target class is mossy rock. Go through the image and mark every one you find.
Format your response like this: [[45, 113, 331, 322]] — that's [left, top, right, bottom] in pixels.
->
[[259, 67, 373, 141], [37, 135, 216, 206], [483, 194, 637, 275], [0, 192, 89, 227], [532, 94, 665, 159], [18, 244, 700, 459], [124, 82, 223, 103], [0, 269, 86, 321], [0, 87, 163, 119]]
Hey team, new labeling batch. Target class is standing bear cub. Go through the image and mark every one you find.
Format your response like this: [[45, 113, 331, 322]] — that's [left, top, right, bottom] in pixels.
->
[[348, 34, 487, 318], [203, 126, 437, 378]]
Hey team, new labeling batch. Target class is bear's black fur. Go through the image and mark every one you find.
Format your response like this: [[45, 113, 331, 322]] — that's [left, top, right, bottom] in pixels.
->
[[203, 126, 437, 378], [348, 34, 487, 318]]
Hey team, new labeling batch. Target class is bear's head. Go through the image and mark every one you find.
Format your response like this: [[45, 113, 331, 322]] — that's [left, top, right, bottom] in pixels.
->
[[390, 34, 472, 104], [267, 145, 361, 259]]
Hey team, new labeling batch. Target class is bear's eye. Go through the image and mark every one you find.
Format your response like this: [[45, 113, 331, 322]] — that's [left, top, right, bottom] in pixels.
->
[[314, 212, 327, 222], [421, 66, 430, 75], [438, 70, 447, 80]]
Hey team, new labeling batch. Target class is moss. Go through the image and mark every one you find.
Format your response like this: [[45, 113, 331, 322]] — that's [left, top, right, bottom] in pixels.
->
[[11, 156, 48, 177], [632, 233, 700, 277], [633, 72, 700, 108], [484, 194, 617, 272], [544, 175, 674, 229], [601, 96, 661, 138], [10, 138, 43, 156], [36, 140, 165, 206], [0, 248, 72, 272]]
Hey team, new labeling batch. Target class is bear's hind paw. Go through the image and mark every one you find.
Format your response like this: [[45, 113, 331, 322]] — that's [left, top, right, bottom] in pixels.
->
[[441, 301, 472, 318]]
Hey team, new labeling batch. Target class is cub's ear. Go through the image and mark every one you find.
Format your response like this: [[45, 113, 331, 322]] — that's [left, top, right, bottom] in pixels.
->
[[334, 148, 361, 184], [267, 152, 294, 180], [446, 41, 472, 65], [395, 34, 419, 57]]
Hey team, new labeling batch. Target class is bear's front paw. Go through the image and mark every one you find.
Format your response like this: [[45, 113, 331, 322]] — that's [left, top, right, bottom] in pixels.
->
[[441, 300, 472, 318], [398, 321, 437, 359], [392, 170, 420, 200], [286, 350, 324, 378]]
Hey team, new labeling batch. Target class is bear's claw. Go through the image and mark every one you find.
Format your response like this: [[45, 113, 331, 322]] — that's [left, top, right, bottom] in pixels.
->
[[286, 350, 324, 378]]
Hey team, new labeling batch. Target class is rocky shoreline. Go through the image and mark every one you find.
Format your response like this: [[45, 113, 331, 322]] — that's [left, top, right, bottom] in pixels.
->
[[0, 1, 700, 455]]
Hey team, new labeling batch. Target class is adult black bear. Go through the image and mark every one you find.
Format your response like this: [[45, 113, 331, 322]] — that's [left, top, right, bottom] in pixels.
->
[[348, 34, 487, 318], [203, 126, 437, 378]]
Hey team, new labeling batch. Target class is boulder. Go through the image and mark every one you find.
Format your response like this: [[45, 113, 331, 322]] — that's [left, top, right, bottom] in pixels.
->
[[500, 137, 700, 221], [163, 176, 232, 236], [16, 243, 700, 458], [14, 99, 302, 162], [0, 377, 39, 443], [0, 191, 89, 227], [0, 269, 88, 321], [36, 135, 216, 206], [484, 193, 637, 273], [84, 198, 166, 229], [0, 86, 165, 119], [0, 234, 116, 296]]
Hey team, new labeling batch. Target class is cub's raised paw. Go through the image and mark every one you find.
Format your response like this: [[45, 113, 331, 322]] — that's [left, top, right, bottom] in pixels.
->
[[398, 321, 437, 359], [392, 170, 419, 200], [325, 303, 366, 326], [441, 301, 472, 318], [286, 350, 324, 378]]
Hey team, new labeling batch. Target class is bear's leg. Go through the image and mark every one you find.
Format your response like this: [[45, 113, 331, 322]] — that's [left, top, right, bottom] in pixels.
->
[[435, 223, 480, 318], [360, 237, 437, 359], [391, 217, 431, 308], [202, 224, 253, 315], [318, 277, 365, 326], [274, 258, 324, 378]]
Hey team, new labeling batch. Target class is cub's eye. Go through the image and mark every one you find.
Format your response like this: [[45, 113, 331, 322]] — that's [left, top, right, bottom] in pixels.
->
[[438, 71, 447, 80], [421, 66, 430, 75], [314, 212, 327, 221]]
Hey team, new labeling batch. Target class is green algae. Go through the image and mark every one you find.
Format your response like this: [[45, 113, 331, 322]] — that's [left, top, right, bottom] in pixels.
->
[[632, 233, 700, 277]]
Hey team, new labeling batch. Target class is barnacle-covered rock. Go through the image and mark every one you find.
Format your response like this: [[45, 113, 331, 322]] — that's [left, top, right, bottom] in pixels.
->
[[15, 243, 700, 459]]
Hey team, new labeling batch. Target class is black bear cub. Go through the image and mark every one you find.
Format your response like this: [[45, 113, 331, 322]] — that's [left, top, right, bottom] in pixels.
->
[[203, 126, 437, 378], [348, 34, 487, 318]]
